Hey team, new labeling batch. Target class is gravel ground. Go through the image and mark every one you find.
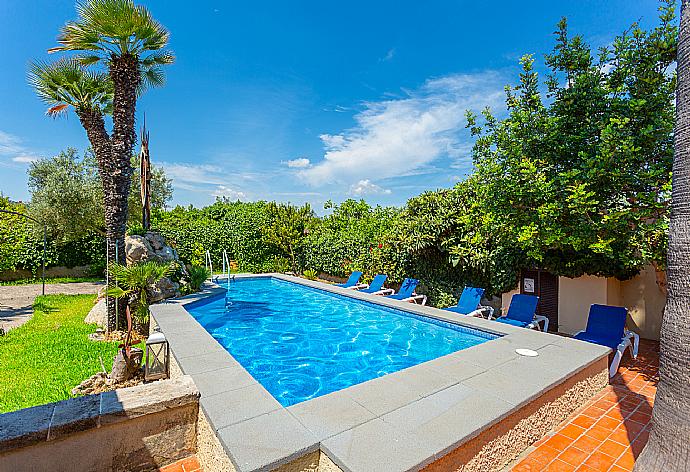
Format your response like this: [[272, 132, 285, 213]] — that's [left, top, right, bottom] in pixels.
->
[[0, 282, 103, 332]]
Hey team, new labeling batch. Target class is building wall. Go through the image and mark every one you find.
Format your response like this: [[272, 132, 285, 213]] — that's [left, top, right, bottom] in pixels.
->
[[620, 265, 665, 340], [557, 275, 609, 335], [500, 265, 665, 340]]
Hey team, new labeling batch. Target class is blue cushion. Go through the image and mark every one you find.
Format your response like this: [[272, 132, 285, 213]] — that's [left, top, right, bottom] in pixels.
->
[[574, 332, 621, 350], [394, 278, 419, 298], [505, 294, 539, 324], [585, 304, 626, 341], [495, 317, 529, 328], [360, 274, 387, 294], [454, 286, 484, 314], [337, 271, 362, 288]]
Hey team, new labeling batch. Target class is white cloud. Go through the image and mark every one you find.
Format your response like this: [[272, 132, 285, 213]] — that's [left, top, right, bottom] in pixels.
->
[[0, 130, 42, 166], [349, 179, 391, 196], [283, 157, 311, 168], [12, 155, 39, 164], [299, 72, 505, 189], [212, 185, 246, 201], [160, 162, 225, 186]]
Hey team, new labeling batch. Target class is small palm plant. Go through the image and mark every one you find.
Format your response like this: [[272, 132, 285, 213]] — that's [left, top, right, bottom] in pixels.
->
[[186, 265, 211, 293], [106, 261, 174, 333]]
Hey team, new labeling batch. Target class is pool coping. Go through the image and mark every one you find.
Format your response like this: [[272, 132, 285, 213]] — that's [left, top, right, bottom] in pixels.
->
[[150, 273, 610, 472]]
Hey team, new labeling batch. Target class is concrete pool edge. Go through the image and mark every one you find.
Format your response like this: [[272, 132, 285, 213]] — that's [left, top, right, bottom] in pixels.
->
[[150, 273, 611, 472]]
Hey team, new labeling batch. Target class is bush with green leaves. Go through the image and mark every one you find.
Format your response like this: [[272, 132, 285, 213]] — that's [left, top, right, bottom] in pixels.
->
[[187, 265, 211, 292], [302, 269, 318, 280]]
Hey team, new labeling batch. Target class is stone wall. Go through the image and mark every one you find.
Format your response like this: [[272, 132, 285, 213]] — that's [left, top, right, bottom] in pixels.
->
[[0, 376, 200, 472], [0, 265, 92, 281]]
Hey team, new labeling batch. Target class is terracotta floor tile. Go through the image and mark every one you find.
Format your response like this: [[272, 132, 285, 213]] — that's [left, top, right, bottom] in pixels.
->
[[598, 439, 627, 459], [544, 433, 575, 452], [595, 416, 621, 431], [513, 457, 548, 471], [180, 456, 201, 472], [585, 425, 612, 442], [159, 465, 184, 472], [609, 465, 629, 472], [544, 459, 576, 472], [582, 405, 607, 418], [557, 446, 590, 467], [628, 411, 651, 425], [573, 435, 602, 452], [559, 424, 586, 440], [572, 415, 597, 430], [531, 445, 562, 466], [608, 426, 634, 446], [615, 450, 635, 470], [582, 450, 617, 471], [619, 420, 645, 439]]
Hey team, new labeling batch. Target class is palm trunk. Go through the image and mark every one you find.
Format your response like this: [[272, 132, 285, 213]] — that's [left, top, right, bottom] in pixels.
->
[[101, 54, 140, 331], [78, 107, 126, 331], [634, 1, 690, 469]]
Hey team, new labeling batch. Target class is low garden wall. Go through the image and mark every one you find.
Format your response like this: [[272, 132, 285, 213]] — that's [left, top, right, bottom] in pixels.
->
[[0, 376, 200, 472], [0, 265, 92, 281]]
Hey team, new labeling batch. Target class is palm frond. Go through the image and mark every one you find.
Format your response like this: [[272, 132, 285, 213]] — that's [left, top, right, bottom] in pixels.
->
[[28, 58, 113, 117], [53, 0, 172, 58]]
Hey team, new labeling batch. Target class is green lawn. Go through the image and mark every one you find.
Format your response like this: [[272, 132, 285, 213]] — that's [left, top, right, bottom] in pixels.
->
[[0, 276, 104, 286], [0, 294, 120, 413]]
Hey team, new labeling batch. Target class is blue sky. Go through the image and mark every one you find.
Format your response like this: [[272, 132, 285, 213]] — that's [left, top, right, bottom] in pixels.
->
[[0, 0, 667, 211]]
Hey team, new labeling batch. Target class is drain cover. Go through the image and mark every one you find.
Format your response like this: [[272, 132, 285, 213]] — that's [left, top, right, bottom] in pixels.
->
[[516, 348, 539, 357]]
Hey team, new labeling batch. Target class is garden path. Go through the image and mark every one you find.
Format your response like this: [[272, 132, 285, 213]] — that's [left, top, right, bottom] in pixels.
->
[[0, 282, 103, 332]]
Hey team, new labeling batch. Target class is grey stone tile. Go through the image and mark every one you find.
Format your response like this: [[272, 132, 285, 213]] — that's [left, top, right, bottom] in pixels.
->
[[287, 392, 376, 440], [424, 355, 487, 382], [380, 383, 513, 455], [383, 362, 457, 399], [193, 366, 258, 397], [321, 418, 434, 472], [343, 375, 421, 417], [179, 350, 241, 375], [47, 395, 100, 441], [461, 356, 566, 406], [536, 342, 610, 372], [217, 409, 318, 472], [167, 330, 226, 360], [449, 338, 520, 369], [0, 403, 54, 452], [201, 384, 281, 430]]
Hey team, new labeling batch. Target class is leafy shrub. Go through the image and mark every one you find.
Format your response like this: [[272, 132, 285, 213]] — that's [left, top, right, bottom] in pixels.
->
[[187, 265, 211, 291], [302, 269, 317, 280]]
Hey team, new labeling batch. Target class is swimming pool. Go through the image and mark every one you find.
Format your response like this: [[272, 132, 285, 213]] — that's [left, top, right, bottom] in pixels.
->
[[186, 277, 498, 406]]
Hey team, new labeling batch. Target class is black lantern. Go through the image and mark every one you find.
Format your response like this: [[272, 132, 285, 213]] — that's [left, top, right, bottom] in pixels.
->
[[145, 328, 170, 381]]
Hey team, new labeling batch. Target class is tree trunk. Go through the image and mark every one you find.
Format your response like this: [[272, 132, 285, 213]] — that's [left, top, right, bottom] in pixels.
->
[[77, 108, 127, 331], [634, 1, 690, 469], [101, 54, 141, 331]]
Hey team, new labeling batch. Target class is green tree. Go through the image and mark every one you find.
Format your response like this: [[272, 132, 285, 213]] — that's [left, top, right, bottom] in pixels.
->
[[635, 1, 690, 469], [29, 0, 174, 330], [26, 148, 172, 241], [262, 202, 314, 273], [0, 197, 29, 273]]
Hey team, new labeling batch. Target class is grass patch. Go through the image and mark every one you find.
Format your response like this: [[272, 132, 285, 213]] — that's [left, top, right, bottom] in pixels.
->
[[0, 294, 122, 413], [0, 276, 103, 286]]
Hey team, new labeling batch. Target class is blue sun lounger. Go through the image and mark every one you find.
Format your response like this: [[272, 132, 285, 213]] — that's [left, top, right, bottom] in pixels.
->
[[444, 286, 494, 318], [385, 278, 427, 305], [336, 271, 366, 289], [574, 304, 639, 377], [359, 274, 388, 294], [494, 294, 549, 331]]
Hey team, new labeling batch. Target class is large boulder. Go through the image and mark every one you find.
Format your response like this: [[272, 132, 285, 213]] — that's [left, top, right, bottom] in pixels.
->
[[125, 235, 154, 265], [85, 298, 107, 327], [149, 277, 180, 303], [145, 231, 166, 251]]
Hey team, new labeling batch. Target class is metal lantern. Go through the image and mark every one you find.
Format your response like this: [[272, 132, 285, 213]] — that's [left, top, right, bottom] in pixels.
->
[[145, 328, 170, 381]]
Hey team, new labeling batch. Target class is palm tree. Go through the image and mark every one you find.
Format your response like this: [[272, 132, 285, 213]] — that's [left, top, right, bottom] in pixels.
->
[[30, 0, 173, 330], [634, 1, 690, 470]]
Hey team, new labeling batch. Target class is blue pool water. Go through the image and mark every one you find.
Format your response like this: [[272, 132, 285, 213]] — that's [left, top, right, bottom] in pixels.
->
[[186, 277, 497, 407]]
